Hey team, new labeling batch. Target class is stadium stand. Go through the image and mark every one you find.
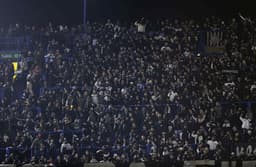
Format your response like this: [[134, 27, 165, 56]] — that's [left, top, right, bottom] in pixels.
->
[[0, 17, 256, 166]]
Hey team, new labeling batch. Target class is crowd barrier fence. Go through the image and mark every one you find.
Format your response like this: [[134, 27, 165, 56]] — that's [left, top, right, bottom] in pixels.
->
[[1, 160, 256, 167]]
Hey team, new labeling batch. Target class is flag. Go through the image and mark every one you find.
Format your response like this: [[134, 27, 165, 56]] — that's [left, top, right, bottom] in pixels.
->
[[12, 62, 18, 79]]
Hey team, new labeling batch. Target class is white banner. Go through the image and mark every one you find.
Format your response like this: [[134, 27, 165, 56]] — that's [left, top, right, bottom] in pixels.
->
[[184, 160, 215, 167], [129, 162, 146, 167], [0, 165, 16, 167], [84, 162, 115, 167]]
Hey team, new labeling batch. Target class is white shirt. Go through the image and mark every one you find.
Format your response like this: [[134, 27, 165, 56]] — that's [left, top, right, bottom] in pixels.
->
[[135, 22, 146, 33], [168, 91, 178, 102], [250, 85, 256, 92], [240, 116, 251, 129], [207, 140, 218, 150], [92, 39, 97, 46], [60, 143, 73, 153]]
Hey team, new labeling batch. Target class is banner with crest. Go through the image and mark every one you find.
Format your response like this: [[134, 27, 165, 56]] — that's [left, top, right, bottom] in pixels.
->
[[198, 30, 225, 56]]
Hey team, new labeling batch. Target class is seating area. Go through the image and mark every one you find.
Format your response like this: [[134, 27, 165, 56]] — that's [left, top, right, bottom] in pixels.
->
[[0, 17, 256, 166]]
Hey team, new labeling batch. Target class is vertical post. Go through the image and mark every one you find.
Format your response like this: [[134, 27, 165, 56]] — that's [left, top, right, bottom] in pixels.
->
[[83, 0, 87, 29], [247, 101, 251, 113]]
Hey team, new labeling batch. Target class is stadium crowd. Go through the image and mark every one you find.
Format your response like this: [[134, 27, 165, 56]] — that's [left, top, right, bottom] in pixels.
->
[[0, 16, 256, 166]]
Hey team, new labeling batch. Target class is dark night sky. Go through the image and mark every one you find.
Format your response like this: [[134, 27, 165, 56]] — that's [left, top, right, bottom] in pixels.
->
[[0, 0, 255, 25]]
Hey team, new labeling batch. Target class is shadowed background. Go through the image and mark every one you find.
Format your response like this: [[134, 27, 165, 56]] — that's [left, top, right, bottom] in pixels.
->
[[0, 0, 255, 25]]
